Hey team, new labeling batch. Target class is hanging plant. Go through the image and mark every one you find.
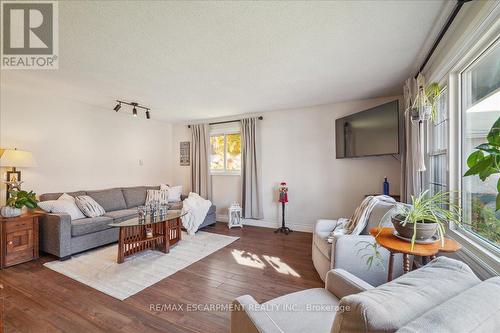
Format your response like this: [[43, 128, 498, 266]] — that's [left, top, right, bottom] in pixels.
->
[[409, 82, 442, 123]]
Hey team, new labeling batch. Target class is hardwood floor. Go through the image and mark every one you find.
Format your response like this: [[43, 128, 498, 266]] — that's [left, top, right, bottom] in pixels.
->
[[0, 223, 323, 333]]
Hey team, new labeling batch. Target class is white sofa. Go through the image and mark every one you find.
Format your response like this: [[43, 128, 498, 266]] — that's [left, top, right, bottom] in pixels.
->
[[312, 200, 405, 286], [231, 257, 500, 333]]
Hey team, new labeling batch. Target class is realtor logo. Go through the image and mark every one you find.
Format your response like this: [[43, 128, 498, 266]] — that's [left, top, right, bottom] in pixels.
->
[[1, 1, 58, 69]]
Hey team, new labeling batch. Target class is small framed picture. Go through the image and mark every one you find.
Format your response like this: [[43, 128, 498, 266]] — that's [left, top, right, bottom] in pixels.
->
[[180, 141, 190, 166], [6, 170, 21, 182]]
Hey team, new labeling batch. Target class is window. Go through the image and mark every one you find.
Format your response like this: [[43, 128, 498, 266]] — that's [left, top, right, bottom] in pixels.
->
[[460, 40, 500, 248], [428, 87, 449, 196], [210, 131, 241, 173]]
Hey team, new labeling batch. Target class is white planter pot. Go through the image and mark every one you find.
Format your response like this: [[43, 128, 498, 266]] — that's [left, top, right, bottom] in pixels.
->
[[1, 206, 22, 217]]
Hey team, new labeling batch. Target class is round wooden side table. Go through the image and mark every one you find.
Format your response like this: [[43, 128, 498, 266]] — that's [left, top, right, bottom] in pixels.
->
[[370, 227, 461, 282]]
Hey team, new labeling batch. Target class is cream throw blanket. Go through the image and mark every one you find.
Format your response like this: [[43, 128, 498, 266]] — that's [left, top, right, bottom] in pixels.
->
[[181, 192, 212, 235], [327, 195, 396, 243]]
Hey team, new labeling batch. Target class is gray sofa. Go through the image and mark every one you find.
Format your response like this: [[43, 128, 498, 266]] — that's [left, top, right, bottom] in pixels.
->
[[38, 186, 216, 259], [231, 257, 500, 333]]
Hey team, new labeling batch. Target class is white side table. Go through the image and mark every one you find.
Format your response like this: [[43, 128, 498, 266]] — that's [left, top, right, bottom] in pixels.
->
[[228, 204, 243, 229]]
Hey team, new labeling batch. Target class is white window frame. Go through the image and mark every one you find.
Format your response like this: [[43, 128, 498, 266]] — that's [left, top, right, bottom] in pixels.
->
[[448, 39, 500, 275], [209, 123, 241, 176], [426, 85, 449, 195], [425, 4, 500, 276], [453, 38, 500, 253]]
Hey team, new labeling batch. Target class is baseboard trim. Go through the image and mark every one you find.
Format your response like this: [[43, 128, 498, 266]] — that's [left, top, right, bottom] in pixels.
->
[[216, 214, 312, 233]]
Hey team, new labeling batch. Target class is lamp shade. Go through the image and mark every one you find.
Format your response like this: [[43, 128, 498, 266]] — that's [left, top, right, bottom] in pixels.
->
[[0, 149, 37, 168]]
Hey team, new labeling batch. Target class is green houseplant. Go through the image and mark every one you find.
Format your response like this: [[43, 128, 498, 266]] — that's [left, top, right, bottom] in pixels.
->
[[385, 190, 461, 250], [409, 82, 442, 123], [464, 116, 500, 210], [0, 190, 38, 217]]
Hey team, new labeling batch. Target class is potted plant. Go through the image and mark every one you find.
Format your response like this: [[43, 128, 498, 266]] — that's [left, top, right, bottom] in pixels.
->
[[464, 116, 500, 210], [409, 82, 442, 123], [386, 190, 461, 249], [0, 189, 38, 217]]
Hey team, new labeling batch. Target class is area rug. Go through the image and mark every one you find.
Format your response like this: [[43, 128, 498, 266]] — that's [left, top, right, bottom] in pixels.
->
[[44, 231, 239, 300]]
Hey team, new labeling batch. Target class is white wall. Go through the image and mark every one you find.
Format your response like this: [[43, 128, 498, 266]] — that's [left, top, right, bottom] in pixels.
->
[[2, 76, 401, 233], [0, 83, 173, 204], [172, 96, 402, 231]]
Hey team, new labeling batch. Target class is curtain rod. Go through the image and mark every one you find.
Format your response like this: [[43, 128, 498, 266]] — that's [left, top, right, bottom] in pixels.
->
[[188, 116, 263, 128], [415, 0, 471, 79]]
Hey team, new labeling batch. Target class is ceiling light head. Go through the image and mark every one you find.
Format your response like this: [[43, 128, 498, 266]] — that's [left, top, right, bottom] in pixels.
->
[[133, 107, 137, 117], [146, 110, 150, 119], [113, 102, 121, 112]]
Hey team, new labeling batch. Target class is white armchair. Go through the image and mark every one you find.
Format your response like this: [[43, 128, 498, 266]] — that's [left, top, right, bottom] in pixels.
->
[[312, 201, 405, 286]]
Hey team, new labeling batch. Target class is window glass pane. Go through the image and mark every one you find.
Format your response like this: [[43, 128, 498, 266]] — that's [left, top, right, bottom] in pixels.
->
[[210, 135, 225, 170], [430, 154, 447, 186], [226, 133, 241, 171], [430, 183, 447, 197], [427, 87, 448, 195], [462, 44, 500, 108], [430, 121, 447, 152], [436, 88, 448, 123], [461, 42, 500, 247]]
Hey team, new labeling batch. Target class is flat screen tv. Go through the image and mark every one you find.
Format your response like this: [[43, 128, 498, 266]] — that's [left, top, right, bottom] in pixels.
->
[[336, 100, 399, 158]]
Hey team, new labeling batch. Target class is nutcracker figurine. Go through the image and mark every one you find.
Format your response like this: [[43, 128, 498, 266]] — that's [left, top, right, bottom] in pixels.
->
[[275, 182, 292, 234]]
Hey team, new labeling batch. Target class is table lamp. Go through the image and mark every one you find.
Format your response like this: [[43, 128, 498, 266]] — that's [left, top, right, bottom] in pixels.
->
[[0, 148, 37, 200]]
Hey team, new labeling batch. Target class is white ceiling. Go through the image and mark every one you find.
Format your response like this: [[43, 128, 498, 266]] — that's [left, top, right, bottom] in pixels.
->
[[1, 0, 449, 122]]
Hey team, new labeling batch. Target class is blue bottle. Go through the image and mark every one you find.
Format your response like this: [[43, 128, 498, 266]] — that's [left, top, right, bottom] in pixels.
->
[[383, 177, 389, 196]]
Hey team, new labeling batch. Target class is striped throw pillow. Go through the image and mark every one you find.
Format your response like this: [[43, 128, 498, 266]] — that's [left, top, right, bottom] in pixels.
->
[[75, 195, 106, 217], [146, 189, 169, 205]]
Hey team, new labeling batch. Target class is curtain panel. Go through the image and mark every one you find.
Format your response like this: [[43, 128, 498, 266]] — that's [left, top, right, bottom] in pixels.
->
[[401, 76, 422, 203], [240, 118, 264, 219], [190, 124, 212, 200]]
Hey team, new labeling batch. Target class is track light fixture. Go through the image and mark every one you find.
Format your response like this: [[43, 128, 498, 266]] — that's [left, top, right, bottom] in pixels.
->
[[113, 100, 151, 119]]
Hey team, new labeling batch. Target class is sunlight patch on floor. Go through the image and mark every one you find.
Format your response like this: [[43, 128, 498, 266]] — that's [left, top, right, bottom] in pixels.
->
[[231, 249, 265, 269], [263, 255, 301, 277], [231, 250, 301, 277]]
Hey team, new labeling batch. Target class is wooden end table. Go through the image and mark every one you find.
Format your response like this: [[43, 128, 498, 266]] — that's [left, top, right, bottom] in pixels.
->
[[109, 210, 186, 264], [370, 227, 461, 282], [0, 212, 41, 269]]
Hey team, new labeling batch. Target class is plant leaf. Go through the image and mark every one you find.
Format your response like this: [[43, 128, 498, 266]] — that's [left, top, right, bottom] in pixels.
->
[[464, 155, 494, 177], [497, 193, 500, 212], [479, 166, 497, 181], [487, 117, 500, 146], [467, 150, 484, 168], [475, 144, 500, 155]]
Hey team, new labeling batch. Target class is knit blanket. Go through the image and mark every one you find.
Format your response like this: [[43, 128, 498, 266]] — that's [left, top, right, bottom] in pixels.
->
[[181, 192, 212, 235], [327, 195, 396, 243]]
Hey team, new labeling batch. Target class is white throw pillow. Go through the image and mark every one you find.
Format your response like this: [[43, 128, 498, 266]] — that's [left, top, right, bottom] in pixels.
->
[[160, 183, 169, 190], [58, 193, 86, 219], [167, 185, 183, 202], [146, 189, 169, 205], [58, 193, 77, 203], [75, 195, 106, 218], [38, 198, 86, 220]]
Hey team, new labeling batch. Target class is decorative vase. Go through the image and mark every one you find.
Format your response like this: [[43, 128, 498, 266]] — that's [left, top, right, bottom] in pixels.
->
[[1, 206, 22, 218], [392, 215, 438, 241]]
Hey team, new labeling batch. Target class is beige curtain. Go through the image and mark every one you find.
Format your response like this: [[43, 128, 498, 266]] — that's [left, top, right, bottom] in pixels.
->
[[241, 118, 264, 219], [190, 124, 212, 200], [401, 76, 422, 203]]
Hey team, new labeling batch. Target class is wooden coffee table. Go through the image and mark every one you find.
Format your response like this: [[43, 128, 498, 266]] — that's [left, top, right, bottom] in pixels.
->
[[109, 210, 186, 263], [370, 227, 461, 282]]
